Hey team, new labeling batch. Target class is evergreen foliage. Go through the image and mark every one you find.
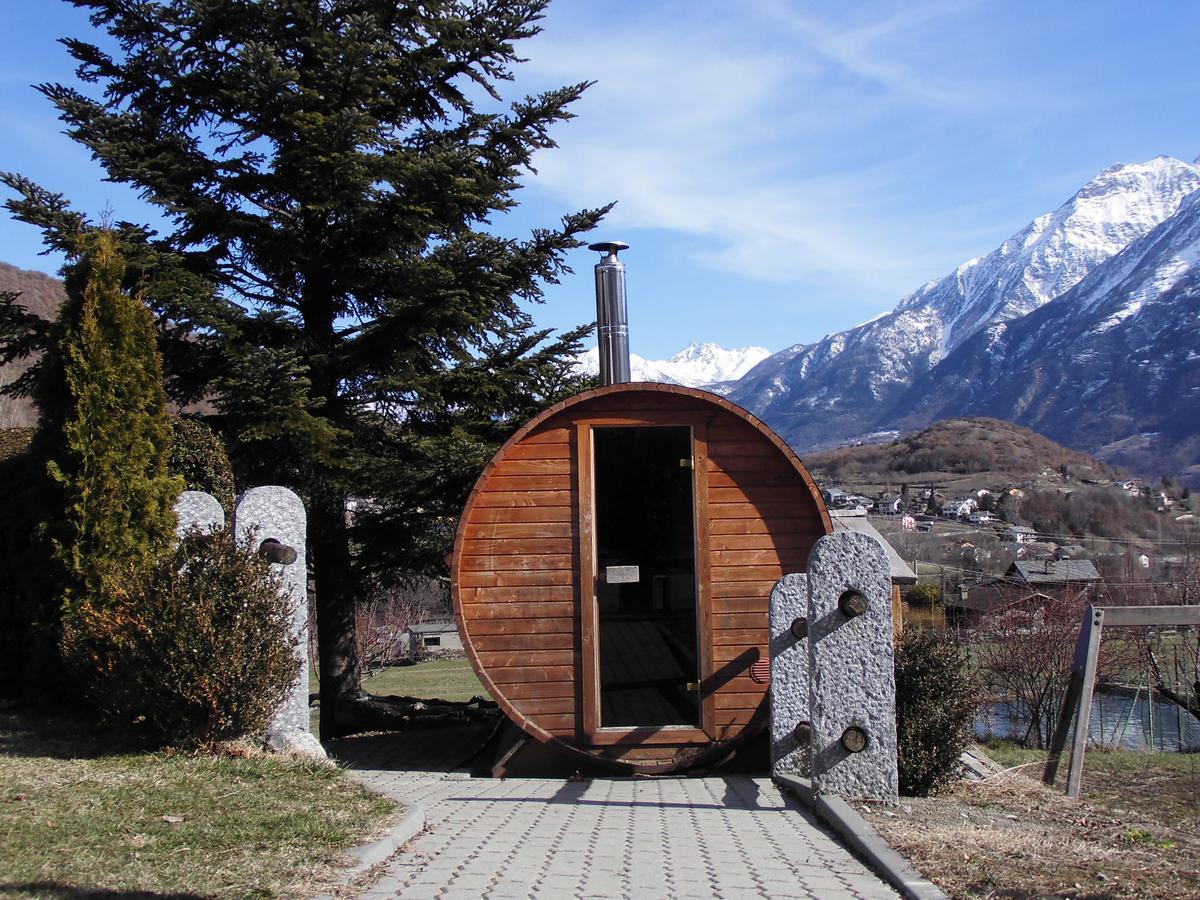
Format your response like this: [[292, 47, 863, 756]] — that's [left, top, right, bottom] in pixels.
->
[[63, 526, 299, 747], [0, 189, 226, 417], [1, 1, 608, 734], [169, 416, 236, 513], [0, 234, 184, 698], [44, 231, 183, 613], [894, 628, 979, 796]]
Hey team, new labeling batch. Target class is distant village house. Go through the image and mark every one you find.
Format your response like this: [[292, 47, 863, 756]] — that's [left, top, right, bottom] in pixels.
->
[[1006, 525, 1037, 544], [940, 498, 976, 518], [822, 487, 847, 507], [403, 620, 463, 657], [951, 558, 1103, 629]]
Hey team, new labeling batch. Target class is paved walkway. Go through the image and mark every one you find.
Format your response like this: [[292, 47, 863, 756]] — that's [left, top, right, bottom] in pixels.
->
[[332, 734, 899, 899]]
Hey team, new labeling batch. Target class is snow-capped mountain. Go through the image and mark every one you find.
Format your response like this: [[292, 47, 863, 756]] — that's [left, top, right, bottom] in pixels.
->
[[730, 155, 1200, 459], [575, 342, 770, 389], [892, 184, 1200, 481]]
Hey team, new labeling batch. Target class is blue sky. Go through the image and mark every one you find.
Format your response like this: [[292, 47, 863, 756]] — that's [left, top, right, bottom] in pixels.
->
[[2, 1, 1199, 359]]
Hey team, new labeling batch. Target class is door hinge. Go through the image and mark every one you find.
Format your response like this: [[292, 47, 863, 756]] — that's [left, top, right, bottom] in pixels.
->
[[679, 457, 693, 469]]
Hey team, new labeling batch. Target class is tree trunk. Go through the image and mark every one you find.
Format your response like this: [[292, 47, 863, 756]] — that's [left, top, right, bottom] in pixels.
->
[[311, 480, 363, 739], [309, 480, 502, 739]]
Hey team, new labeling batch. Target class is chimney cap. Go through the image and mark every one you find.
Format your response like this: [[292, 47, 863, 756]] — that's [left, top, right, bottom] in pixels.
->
[[588, 240, 629, 257]]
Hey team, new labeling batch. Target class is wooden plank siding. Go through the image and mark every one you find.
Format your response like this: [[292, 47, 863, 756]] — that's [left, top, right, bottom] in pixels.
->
[[451, 382, 830, 774]]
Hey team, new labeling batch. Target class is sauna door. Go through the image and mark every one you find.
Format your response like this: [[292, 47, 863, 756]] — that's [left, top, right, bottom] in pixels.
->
[[589, 425, 700, 730]]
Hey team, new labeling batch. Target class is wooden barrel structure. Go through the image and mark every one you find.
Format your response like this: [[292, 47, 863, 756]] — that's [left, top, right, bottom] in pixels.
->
[[451, 383, 831, 773]]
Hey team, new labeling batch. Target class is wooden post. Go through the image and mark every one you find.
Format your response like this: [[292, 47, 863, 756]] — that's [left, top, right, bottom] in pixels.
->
[[1065, 606, 1105, 797], [1043, 605, 1096, 788], [891, 584, 903, 640]]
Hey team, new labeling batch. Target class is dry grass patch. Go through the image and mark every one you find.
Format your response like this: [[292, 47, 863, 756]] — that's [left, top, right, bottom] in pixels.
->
[[0, 711, 397, 899], [861, 744, 1200, 898]]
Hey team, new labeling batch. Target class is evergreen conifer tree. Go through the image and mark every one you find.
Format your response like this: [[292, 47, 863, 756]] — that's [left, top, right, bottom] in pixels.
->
[[3, 1, 607, 734], [46, 230, 183, 612]]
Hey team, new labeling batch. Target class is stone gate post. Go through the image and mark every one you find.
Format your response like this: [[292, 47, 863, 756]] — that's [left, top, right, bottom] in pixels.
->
[[770, 530, 898, 802], [233, 486, 324, 758]]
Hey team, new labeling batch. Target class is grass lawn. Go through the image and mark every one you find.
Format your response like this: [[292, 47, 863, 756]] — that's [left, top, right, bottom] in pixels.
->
[[862, 741, 1200, 898], [362, 657, 489, 702], [309, 657, 489, 732], [0, 711, 397, 899], [308, 657, 487, 704]]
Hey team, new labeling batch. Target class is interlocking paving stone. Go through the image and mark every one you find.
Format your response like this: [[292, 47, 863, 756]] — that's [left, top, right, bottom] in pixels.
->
[[331, 744, 900, 900]]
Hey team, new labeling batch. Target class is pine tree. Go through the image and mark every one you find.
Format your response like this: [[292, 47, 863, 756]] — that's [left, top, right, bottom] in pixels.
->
[[3, 1, 607, 735]]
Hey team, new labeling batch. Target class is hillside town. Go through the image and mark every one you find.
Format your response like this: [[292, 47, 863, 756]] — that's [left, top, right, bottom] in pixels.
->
[[817, 471, 1198, 619]]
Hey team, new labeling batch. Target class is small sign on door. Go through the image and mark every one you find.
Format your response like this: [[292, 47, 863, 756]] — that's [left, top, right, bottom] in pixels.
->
[[605, 565, 640, 584]]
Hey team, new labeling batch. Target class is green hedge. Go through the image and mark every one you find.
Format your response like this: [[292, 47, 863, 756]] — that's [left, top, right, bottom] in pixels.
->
[[0, 445, 50, 698], [895, 628, 979, 796], [169, 417, 235, 512], [0, 414, 235, 701]]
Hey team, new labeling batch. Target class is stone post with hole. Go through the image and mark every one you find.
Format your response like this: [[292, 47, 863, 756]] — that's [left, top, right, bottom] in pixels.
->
[[770, 572, 812, 777], [233, 486, 324, 758], [770, 530, 898, 802]]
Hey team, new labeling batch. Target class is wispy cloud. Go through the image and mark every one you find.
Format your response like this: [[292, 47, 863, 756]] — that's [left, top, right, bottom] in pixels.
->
[[756, 0, 983, 109], [518, 0, 999, 299]]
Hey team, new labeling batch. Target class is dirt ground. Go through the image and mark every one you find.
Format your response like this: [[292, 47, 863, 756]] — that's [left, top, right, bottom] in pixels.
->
[[860, 745, 1200, 899]]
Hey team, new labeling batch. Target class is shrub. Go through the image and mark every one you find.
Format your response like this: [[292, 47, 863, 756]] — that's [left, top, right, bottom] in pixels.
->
[[63, 526, 299, 747], [895, 628, 979, 796], [903, 581, 943, 608], [169, 416, 236, 512]]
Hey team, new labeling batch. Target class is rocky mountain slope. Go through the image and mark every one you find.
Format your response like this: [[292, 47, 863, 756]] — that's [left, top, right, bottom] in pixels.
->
[[0, 262, 66, 427], [894, 185, 1200, 481], [728, 155, 1200, 481]]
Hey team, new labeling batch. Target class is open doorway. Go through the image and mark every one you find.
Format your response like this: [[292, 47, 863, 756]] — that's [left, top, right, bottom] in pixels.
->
[[592, 425, 699, 728]]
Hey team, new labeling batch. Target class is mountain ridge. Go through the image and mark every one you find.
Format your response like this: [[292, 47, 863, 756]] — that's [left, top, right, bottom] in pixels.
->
[[890, 183, 1200, 480], [727, 155, 1200, 481]]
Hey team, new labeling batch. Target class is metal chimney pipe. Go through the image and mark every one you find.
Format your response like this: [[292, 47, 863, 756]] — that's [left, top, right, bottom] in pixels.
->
[[589, 240, 631, 385]]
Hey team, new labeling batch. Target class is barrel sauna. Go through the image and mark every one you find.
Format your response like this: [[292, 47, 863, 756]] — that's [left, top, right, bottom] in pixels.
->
[[451, 382, 831, 773]]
